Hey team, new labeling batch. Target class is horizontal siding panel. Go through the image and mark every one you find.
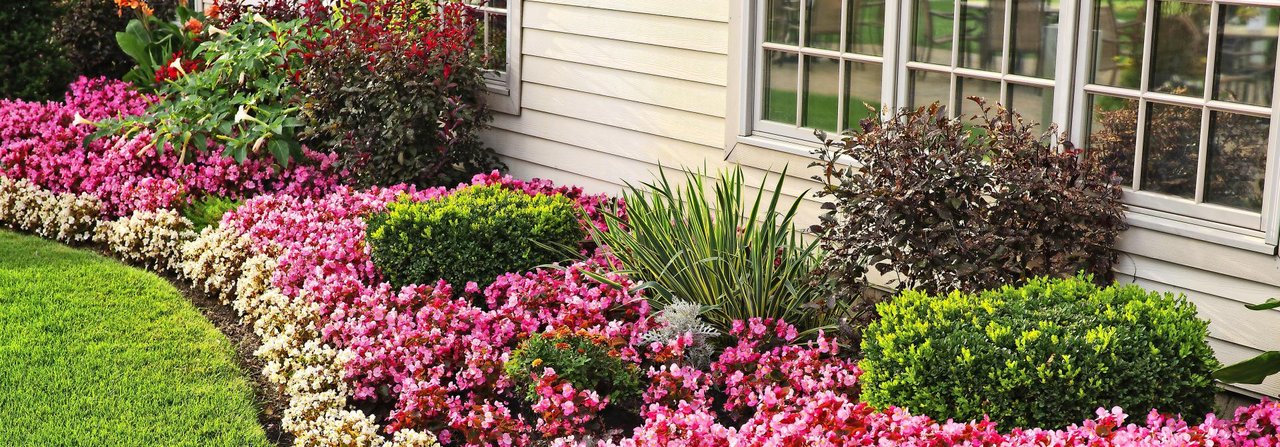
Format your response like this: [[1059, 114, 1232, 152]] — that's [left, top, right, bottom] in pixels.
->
[[487, 128, 708, 186], [1115, 254, 1280, 308], [522, 57, 726, 117], [499, 156, 623, 194], [524, 2, 728, 54], [520, 83, 726, 148], [1209, 338, 1280, 398], [1116, 227, 1280, 288], [522, 29, 728, 86], [491, 109, 721, 166], [1115, 274, 1280, 353], [529, 0, 730, 23]]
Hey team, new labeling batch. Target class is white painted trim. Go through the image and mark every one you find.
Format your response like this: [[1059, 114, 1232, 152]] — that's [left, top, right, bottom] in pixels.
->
[[482, 0, 522, 115]]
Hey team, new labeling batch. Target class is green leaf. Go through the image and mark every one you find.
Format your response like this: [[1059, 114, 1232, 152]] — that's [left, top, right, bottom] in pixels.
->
[[116, 31, 149, 66], [1213, 351, 1280, 384], [267, 138, 290, 166], [1246, 298, 1280, 311]]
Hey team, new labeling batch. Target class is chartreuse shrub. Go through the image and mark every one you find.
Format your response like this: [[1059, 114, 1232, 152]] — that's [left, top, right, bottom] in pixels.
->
[[505, 327, 643, 403], [859, 276, 1219, 429], [366, 184, 584, 287], [181, 195, 243, 231]]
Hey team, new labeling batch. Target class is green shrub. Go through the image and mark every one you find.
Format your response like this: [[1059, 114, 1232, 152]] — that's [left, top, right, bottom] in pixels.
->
[[859, 276, 1218, 428], [366, 184, 584, 287], [181, 196, 242, 231], [505, 327, 642, 403], [585, 166, 847, 336], [0, 0, 73, 100]]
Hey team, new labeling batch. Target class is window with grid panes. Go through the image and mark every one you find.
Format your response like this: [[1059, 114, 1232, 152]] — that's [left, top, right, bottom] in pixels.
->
[[462, 0, 511, 87], [746, 0, 1280, 245]]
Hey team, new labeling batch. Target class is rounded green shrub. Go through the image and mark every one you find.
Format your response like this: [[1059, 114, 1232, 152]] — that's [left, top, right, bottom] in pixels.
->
[[859, 276, 1219, 428], [505, 327, 642, 403], [366, 184, 585, 287]]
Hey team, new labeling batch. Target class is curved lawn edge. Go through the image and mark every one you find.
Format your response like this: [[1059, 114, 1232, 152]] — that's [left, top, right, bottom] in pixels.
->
[[0, 230, 272, 447]]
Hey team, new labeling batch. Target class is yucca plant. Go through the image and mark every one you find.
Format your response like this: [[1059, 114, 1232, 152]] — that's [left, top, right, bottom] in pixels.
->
[[586, 166, 843, 336]]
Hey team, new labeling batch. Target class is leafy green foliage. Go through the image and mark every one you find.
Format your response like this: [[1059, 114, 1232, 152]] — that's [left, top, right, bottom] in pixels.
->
[[181, 196, 242, 231], [95, 14, 307, 165], [1214, 298, 1280, 385], [811, 100, 1126, 296], [0, 0, 73, 100], [114, 5, 204, 90], [52, 0, 179, 81], [505, 327, 643, 403], [0, 230, 271, 446], [859, 276, 1219, 429], [366, 185, 585, 287], [585, 167, 846, 336], [295, 0, 500, 187]]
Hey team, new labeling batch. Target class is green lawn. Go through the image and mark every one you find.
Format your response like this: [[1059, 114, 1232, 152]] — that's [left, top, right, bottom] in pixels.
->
[[0, 231, 270, 447]]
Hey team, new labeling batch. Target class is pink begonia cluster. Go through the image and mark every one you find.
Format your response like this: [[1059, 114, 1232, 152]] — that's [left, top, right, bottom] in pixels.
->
[[0, 77, 342, 217], [202, 170, 1280, 447]]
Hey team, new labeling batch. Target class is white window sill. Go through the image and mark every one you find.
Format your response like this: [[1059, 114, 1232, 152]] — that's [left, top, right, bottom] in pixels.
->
[[483, 81, 519, 115]]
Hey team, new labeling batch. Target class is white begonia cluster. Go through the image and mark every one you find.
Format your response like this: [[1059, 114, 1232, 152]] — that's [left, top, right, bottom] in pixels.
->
[[183, 225, 433, 447], [0, 176, 100, 243], [180, 225, 255, 304], [95, 209, 198, 272]]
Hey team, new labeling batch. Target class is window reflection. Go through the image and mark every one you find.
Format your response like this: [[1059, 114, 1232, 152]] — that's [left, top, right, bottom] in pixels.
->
[[1150, 1, 1210, 97], [848, 0, 886, 56], [803, 56, 841, 131], [1009, 84, 1053, 135], [1214, 6, 1279, 106], [1141, 102, 1202, 198], [909, 69, 950, 110], [1085, 95, 1139, 186], [1091, 0, 1147, 88], [806, 0, 842, 50], [845, 61, 882, 130], [913, 0, 954, 64], [1206, 112, 1269, 211], [1010, 0, 1060, 78], [768, 0, 800, 45], [764, 51, 799, 125], [959, 0, 1002, 71]]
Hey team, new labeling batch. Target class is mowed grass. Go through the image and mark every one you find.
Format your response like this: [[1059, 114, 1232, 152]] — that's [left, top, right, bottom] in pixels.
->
[[0, 230, 270, 447]]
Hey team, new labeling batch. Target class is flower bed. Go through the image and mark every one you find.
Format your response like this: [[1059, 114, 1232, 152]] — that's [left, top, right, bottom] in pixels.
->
[[1, 76, 1278, 447]]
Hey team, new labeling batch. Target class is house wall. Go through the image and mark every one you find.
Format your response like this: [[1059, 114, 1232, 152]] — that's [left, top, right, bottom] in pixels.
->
[[490, 0, 1280, 398]]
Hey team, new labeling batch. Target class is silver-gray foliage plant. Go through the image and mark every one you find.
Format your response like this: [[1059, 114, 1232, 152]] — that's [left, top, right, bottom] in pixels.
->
[[641, 300, 720, 368]]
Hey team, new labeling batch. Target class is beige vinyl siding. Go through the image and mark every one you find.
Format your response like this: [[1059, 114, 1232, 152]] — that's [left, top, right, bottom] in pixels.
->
[[486, 0, 1280, 398]]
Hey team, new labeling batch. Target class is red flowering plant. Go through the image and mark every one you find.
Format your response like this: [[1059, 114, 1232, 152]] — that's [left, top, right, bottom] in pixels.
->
[[114, 1, 208, 90], [294, 0, 501, 187]]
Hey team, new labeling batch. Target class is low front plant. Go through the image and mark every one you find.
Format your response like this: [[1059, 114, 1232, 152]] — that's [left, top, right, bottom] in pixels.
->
[[366, 184, 585, 287], [859, 275, 1219, 429], [505, 327, 643, 404]]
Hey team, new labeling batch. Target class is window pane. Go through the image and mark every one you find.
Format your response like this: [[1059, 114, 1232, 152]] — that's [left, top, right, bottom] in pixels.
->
[[848, 0, 886, 56], [959, 0, 1002, 72], [1008, 84, 1053, 134], [957, 76, 1001, 118], [845, 61, 882, 130], [909, 69, 951, 110], [806, 0, 842, 50], [1141, 102, 1202, 198], [1090, 0, 1146, 88], [913, 0, 953, 64], [1214, 5, 1280, 106], [1011, 0, 1059, 78], [764, 51, 799, 125], [1151, 1, 1210, 97], [1085, 95, 1139, 186], [489, 0, 507, 8], [486, 13, 508, 71], [1206, 112, 1269, 211], [803, 56, 840, 131], [767, 0, 800, 45]]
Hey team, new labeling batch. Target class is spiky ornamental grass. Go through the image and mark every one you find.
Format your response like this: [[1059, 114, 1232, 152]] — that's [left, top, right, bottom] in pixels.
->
[[586, 166, 844, 336]]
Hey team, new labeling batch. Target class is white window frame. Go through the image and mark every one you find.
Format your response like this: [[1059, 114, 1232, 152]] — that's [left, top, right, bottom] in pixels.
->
[[739, 0, 1280, 253], [462, 0, 522, 115]]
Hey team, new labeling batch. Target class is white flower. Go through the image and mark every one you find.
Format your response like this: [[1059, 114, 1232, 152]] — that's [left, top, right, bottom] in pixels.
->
[[234, 105, 251, 123]]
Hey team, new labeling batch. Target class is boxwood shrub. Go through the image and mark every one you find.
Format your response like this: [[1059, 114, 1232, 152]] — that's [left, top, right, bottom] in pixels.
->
[[366, 184, 584, 287], [859, 276, 1219, 428]]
